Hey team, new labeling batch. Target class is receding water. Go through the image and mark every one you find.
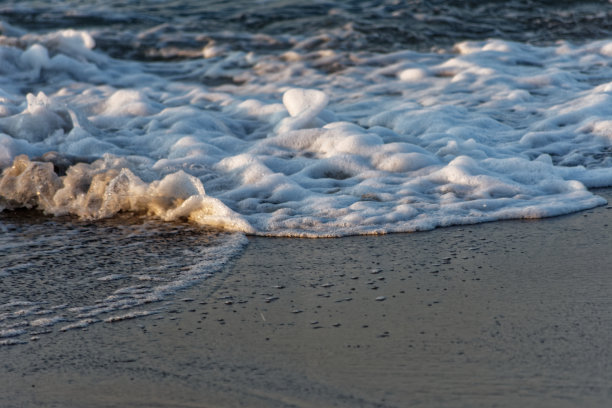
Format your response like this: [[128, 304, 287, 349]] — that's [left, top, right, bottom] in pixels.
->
[[1, 211, 245, 345]]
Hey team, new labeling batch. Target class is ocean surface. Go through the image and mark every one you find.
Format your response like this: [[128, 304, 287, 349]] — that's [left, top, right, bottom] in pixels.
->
[[1, 0, 612, 344]]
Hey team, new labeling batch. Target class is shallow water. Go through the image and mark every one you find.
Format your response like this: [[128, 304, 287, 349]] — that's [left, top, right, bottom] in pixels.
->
[[0, 211, 245, 345]]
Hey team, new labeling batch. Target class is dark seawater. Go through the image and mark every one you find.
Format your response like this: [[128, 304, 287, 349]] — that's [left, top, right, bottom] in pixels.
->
[[2, 0, 612, 59]]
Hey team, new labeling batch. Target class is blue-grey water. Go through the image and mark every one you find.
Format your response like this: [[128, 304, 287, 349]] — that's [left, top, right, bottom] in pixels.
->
[[3, 0, 612, 58]]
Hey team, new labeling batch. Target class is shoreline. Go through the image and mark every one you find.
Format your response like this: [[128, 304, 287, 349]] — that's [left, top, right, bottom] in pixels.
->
[[1, 188, 611, 407]]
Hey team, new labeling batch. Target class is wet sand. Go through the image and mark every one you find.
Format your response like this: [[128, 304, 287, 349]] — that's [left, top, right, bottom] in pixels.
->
[[2, 189, 612, 408]]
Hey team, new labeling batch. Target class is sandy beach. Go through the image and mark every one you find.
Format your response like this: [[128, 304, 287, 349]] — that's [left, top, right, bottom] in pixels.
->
[[2, 188, 611, 408]]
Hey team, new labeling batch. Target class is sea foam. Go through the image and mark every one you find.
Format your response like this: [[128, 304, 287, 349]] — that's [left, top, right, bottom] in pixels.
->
[[0, 26, 610, 237]]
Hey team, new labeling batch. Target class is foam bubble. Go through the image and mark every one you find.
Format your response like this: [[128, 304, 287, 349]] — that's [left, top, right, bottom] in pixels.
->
[[0, 155, 253, 232], [276, 88, 331, 133], [19, 44, 50, 78]]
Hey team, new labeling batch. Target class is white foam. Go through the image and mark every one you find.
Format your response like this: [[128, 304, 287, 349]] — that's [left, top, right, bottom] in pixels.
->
[[0, 154, 253, 232], [0, 328, 26, 338], [104, 310, 159, 323], [0, 338, 27, 346], [20, 44, 50, 78], [60, 319, 100, 332], [0, 28, 610, 237], [30, 316, 65, 327], [97, 274, 127, 281]]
